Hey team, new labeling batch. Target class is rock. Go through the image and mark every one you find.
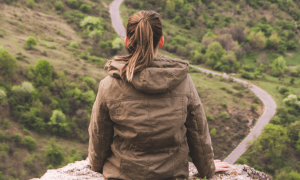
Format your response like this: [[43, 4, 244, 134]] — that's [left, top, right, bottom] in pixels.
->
[[31, 158, 271, 180]]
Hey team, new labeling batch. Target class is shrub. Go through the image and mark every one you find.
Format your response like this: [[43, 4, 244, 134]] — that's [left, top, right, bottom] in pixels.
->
[[268, 31, 280, 49], [35, 59, 52, 86], [12, 81, 35, 95], [220, 111, 230, 121], [69, 41, 79, 48], [112, 37, 124, 52], [0, 89, 6, 103], [67, 0, 79, 9], [206, 114, 214, 121], [240, 70, 254, 80], [54, 1, 64, 10], [22, 136, 37, 151], [83, 76, 96, 87], [26, 0, 36, 9], [48, 110, 69, 136], [79, 4, 92, 13], [80, 16, 104, 37], [20, 108, 46, 133], [11, 133, 22, 143], [206, 20, 214, 29], [251, 104, 258, 111], [25, 36, 38, 50], [0, 48, 17, 76], [283, 94, 299, 107], [210, 128, 216, 137], [247, 31, 266, 50], [271, 56, 286, 77], [45, 142, 64, 166], [79, 52, 89, 60]]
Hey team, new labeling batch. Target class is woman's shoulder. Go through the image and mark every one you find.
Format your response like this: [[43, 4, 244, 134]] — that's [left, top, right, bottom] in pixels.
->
[[153, 55, 189, 66]]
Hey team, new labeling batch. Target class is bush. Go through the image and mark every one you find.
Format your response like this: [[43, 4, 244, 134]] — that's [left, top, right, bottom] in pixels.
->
[[247, 31, 266, 49], [26, 0, 36, 9], [25, 36, 38, 50], [240, 70, 254, 80], [0, 48, 17, 76], [11, 133, 22, 143], [67, 0, 79, 9], [69, 41, 79, 48], [271, 56, 286, 77], [206, 114, 214, 121], [251, 104, 258, 111], [20, 108, 46, 133], [83, 76, 96, 87], [206, 20, 214, 29], [79, 4, 92, 13], [112, 37, 125, 52], [45, 142, 64, 166], [48, 110, 69, 136], [210, 128, 216, 137], [54, 1, 64, 10], [35, 59, 52, 86], [12, 81, 35, 95], [220, 111, 230, 121], [22, 136, 37, 151]]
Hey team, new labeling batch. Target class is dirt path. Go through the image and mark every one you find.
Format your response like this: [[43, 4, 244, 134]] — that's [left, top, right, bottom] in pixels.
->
[[109, 0, 277, 164]]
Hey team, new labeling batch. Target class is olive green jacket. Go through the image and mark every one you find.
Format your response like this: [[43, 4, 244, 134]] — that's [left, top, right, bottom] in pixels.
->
[[88, 56, 215, 180]]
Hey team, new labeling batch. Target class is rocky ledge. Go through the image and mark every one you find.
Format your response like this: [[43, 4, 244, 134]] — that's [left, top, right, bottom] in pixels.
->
[[31, 158, 271, 180]]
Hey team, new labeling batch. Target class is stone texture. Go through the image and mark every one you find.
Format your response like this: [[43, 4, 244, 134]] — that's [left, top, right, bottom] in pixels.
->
[[31, 158, 271, 180]]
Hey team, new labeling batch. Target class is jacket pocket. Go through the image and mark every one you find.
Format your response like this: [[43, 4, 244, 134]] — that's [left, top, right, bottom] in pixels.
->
[[108, 102, 121, 121]]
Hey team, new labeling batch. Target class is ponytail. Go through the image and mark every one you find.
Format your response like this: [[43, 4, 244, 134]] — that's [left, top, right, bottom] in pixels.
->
[[111, 11, 163, 82]]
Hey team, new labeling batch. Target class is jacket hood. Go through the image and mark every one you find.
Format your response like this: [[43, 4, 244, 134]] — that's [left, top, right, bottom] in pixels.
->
[[107, 56, 189, 94]]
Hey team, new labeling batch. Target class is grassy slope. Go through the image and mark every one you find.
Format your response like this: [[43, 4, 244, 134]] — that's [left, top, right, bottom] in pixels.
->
[[0, 1, 113, 179]]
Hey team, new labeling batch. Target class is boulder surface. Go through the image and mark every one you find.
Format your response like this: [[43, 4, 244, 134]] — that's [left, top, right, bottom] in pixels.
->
[[31, 158, 271, 180]]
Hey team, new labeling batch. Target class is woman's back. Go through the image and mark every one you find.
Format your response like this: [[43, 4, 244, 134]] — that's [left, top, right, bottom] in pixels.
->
[[88, 56, 215, 180]]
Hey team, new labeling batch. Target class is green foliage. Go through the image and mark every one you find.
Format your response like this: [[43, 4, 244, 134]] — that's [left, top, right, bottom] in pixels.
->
[[210, 128, 216, 137], [67, 0, 79, 9], [22, 136, 37, 151], [0, 171, 3, 180], [0, 89, 6, 103], [279, 87, 289, 94], [112, 37, 125, 52], [0, 48, 17, 77], [26, 0, 36, 9], [12, 81, 35, 96], [25, 36, 38, 50], [268, 31, 280, 49], [79, 4, 92, 13], [82, 76, 96, 87], [80, 16, 104, 38], [69, 41, 79, 48], [205, 41, 226, 69], [11, 133, 22, 143], [35, 59, 52, 86], [45, 142, 64, 166], [284, 94, 300, 107], [64, 10, 86, 25], [271, 56, 286, 77], [48, 110, 69, 136], [54, 1, 64, 10], [240, 70, 254, 80], [248, 31, 266, 50], [20, 108, 46, 133], [220, 111, 230, 121]]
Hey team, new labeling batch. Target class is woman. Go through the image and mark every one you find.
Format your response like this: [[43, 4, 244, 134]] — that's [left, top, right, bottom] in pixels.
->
[[88, 10, 229, 180]]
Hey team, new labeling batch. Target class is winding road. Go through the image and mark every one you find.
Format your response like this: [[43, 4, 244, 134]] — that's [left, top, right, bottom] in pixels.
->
[[109, 0, 277, 164]]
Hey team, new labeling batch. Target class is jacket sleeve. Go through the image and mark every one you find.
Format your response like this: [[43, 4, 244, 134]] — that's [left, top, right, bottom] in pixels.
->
[[185, 75, 215, 178], [88, 80, 114, 173]]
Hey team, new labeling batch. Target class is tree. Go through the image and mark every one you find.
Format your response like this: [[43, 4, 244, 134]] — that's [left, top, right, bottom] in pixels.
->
[[205, 41, 226, 68], [45, 142, 64, 166], [24, 36, 38, 50], [271, 56, 286, 77], [112, 37, 125, 53], [269, 31, 280, 49], [80, 16, 104, 38], [22, 136, 37, 151], [165, 0, 175, 12], [247, 31, 266, 50], [257, 124, 289, 159], [34, 59, 52, 86], [48, 110, 69, 136], [0, 47, 17, 76]]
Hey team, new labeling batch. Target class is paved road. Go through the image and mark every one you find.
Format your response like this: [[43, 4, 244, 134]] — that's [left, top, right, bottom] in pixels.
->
[[109, 0, 277, 164]]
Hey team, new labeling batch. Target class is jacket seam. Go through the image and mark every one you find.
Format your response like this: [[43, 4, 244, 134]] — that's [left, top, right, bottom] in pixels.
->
[[106, 94, 189, 104]]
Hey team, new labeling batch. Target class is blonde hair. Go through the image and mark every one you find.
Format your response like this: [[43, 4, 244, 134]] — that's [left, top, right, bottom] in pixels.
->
[[112, 10, 163, 82]]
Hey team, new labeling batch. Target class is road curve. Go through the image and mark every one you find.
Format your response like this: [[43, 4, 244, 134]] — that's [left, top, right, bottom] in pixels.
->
[[109, 0, 277, 164]]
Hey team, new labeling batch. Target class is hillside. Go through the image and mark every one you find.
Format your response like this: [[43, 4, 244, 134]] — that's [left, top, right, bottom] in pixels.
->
[[120, 0, 300, 179]]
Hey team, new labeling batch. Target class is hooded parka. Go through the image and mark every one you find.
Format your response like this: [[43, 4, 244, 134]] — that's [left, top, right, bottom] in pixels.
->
[[88, 56, 216, 180]]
